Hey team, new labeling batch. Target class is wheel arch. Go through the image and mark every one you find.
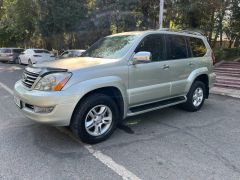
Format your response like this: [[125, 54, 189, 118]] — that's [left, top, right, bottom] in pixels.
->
[[70, 86, 126, 125], [194, 74, 209, 98], [187, 68, 210, 98]]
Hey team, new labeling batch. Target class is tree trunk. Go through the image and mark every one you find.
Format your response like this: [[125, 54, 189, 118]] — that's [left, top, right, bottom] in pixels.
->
[[234, 37, 240, 47], [219, 11, 224, 48], [208, 11, 215, 45]]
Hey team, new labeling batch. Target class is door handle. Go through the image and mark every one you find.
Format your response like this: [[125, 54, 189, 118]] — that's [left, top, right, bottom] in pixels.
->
[[163, 64, 170, 70]]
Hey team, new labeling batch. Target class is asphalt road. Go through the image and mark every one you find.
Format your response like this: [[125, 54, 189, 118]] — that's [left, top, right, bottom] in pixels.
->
[[0, 62, 240, 180]]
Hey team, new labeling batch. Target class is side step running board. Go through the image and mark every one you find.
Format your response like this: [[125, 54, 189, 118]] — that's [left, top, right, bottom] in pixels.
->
[[127, 96, 187, 117]]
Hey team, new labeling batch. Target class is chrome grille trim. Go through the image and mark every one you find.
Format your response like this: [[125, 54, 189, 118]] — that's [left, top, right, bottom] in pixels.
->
[[21, 69, 40, 88]]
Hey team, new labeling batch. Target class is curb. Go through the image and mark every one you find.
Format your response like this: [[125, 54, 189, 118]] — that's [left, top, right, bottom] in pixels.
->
[[210, 87, 240, 99], [234, 57, 240, 62], [214, 60, 225, 67]]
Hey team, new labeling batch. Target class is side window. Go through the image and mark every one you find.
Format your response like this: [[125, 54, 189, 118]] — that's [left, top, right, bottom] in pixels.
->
[[135, 34, 165, 62], [0, 49, 6, 53], [166, 35, 188, 60], [13, 49, 24, 53], [189, 37, 207, 57]]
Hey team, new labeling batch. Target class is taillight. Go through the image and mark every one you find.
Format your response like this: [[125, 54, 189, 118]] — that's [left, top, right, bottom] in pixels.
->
[[33, 54, 42, 57], [211, 51, 216, 65]]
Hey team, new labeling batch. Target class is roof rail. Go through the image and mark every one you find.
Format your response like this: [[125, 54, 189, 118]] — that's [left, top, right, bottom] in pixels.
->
[[178, 30, 205, 36], [158, 28, 173, 31], [158, 28, 205, 36]]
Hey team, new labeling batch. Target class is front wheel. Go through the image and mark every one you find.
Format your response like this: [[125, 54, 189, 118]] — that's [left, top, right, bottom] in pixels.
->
[[181, 81, 206, 112], [70, 94, 119, 144]]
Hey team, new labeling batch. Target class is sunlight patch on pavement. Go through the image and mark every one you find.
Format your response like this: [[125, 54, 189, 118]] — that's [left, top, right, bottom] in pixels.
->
[[0, 65, 23, 73]]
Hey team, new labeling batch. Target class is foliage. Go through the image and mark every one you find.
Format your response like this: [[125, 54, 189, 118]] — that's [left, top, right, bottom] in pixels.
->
[[0, 0, 239, 50], [214, 47, 240, 61]]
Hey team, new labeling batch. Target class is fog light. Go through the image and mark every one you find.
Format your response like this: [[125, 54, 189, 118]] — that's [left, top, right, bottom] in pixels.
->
[[34, 106, 54, 113]]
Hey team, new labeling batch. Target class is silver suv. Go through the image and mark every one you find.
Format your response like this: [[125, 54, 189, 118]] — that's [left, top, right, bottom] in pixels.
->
[[14, 30, 216, 144]]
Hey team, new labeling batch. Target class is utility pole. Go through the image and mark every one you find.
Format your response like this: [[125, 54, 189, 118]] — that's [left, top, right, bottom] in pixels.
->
[[159, 0, 164, 29]]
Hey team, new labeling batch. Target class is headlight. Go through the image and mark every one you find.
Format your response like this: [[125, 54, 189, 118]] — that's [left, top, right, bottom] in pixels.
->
[[34, 72, 72, 91]]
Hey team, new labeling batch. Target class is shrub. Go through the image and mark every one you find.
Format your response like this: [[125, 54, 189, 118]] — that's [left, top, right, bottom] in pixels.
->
[[214, 47, 240, 62]]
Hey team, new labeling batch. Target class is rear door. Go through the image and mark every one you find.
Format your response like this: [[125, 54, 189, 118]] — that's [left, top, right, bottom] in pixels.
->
[[128, 34, 171, 106], [165, 34, 194, 96]]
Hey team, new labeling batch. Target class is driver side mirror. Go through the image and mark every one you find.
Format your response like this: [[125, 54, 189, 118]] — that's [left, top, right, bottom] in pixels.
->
[[132, 51, 152, 65]]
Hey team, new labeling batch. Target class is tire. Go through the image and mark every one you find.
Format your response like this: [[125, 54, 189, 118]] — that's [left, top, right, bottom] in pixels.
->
[[181, 81, 206, 112], [70, 93, 119, 144], [13, 58, 18, 64], [18, 58, 21, 65]]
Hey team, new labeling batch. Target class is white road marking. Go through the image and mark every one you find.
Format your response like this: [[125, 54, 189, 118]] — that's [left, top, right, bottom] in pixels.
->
[[0, 82, 14, 95], [57, 127, 141, 180], [0, 81, 141, 180]]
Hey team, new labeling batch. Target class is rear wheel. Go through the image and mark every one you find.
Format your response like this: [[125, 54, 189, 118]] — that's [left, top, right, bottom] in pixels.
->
[[18, 57, 22, 65], [70, 93, 119, 144], [181, 81, 206, 112], [13, 58, 18, 64]]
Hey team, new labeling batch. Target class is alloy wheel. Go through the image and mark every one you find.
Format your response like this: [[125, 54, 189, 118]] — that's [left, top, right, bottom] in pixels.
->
[[84, 105, 113, 137], [192, 87, 204, 107]]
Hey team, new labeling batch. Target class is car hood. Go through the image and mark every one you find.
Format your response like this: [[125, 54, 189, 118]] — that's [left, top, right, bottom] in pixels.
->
[[34, 57, 118, 71]]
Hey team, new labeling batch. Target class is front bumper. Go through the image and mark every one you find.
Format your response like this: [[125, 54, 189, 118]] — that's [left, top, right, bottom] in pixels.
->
[[14, 80, 80, 126]]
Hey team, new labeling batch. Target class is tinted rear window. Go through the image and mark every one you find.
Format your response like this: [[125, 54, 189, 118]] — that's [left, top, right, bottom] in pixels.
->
[[189, 37, 207, 57], [0, 49, 11, 53], [166, 35, 188, 60], [13, 49, 24, 53], [34, 50, 50, 54]]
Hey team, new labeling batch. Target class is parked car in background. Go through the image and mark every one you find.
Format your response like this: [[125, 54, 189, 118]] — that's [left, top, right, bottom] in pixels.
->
[[59, 49, 85, 59], [18, 49, 55, 65], [0, 48, 24, 63]]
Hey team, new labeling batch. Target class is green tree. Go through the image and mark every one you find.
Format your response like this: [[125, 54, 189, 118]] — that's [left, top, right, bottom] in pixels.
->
[[0, 0, 239, 49], [225, 0, 240, 47]]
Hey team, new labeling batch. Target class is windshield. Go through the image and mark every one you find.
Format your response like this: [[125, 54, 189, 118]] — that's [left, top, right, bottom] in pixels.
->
[[81, 35, 138, 59]]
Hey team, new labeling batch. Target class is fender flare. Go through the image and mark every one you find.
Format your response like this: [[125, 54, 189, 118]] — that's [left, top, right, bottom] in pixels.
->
[[185, 67, 209, 92], [67, 76, 128, 118]]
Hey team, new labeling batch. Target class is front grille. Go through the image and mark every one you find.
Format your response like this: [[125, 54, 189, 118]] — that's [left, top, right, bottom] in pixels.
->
[[22, 69, 40, 88]]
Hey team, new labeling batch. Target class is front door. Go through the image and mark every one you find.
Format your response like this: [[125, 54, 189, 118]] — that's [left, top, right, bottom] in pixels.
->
[[128, 34, 171, 106]]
